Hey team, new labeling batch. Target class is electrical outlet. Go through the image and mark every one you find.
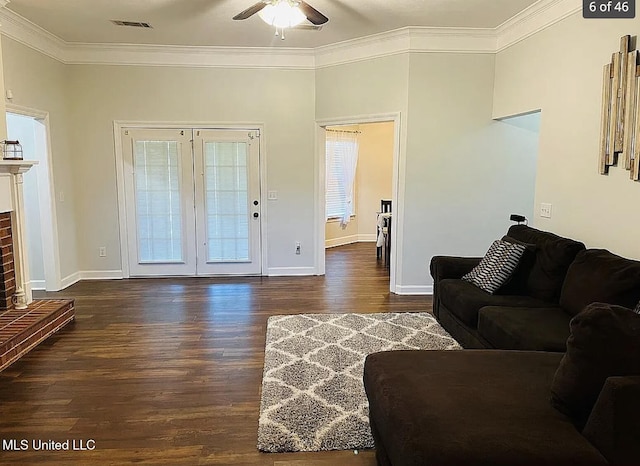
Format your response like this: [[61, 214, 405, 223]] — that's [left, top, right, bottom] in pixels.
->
[[540, 203, 552, 218], [295, 242, 301, 255], [99, 247, 106, 257]]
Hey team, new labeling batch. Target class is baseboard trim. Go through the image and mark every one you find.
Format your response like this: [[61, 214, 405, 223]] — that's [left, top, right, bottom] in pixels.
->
[[394, 285, 433, 295], [325, 235, 358, 248], [325, 234, 377, 248], [80, 270, 124, 280], [266, 267, 317, 276], [60, 272, 81, 290], [29, 279, 46, 291]]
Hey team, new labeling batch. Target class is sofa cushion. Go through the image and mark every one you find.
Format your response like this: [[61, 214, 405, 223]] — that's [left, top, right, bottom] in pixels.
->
[[560, 249, 640, 317], [551, 302, 640, 429], [507, 225, 585, 302], [364, 350, 608, 466], [439, 278, 551, 328], [462, 239, 527, 294], [478, 306, 571, 351]]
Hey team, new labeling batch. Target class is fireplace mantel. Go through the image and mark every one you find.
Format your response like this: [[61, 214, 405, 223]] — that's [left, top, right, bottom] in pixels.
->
[[0, 160, 38, 309], [0, 160, 38, 174]]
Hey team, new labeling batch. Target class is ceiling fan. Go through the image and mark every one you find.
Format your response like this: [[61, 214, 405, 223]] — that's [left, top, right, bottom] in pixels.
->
[[233, 1, 329, 38]]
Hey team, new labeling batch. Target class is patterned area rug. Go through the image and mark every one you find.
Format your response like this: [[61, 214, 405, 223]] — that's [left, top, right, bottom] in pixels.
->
[[257, 312, 461, 452]]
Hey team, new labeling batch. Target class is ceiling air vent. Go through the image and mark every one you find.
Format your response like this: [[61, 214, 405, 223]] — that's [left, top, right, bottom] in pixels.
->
[[111, 20, 153, 28]]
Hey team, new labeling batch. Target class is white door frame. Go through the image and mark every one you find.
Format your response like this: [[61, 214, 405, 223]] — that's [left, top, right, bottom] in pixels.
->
[[113, 121, 267, 278], [6, 104, 63, 291], [315, 112, 403, 293]]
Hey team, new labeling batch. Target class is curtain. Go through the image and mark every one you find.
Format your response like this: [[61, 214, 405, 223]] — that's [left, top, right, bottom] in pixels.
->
[[326, 131, 359, 227]]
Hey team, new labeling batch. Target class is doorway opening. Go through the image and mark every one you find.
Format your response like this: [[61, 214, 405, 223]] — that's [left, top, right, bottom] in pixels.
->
[[6, 109, 61, 292], [316, 114, 401, 292], [324, 122, 394, 271]]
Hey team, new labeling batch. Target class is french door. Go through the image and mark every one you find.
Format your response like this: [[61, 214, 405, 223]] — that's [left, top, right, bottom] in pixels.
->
[[122, 127, 261, 276]]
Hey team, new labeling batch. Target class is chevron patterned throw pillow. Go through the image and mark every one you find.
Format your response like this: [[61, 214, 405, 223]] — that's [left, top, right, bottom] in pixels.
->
[[462, 239, 527, 294]]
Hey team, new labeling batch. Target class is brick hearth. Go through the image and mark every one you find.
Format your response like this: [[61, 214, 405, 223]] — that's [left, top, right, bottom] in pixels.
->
[[0, 299, 75, 371], [0, 212, 15, 310]]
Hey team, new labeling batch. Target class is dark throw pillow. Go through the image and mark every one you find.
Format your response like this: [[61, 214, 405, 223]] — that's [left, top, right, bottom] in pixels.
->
[[550, 302, 640, 429], [462, 239, 526, 294], [559, 249, 640, 317]]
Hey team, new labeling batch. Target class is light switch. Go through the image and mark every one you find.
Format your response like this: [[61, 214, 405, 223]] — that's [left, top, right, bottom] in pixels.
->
[[540, 203, 552, 218], [268, 191, 278, 200]]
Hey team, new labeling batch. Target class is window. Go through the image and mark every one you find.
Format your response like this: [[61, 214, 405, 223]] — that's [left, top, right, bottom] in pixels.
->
[[325, 131, 359, 225]]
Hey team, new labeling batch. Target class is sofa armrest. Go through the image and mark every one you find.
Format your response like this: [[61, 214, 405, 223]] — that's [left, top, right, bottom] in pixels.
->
[[430, 256, 481, 318], [430, 256, 481, 281], [582, 376, 640, 466]]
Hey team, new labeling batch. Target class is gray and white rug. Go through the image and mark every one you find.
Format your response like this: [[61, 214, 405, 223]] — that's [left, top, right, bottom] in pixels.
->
[[257, 312, 461, 452]]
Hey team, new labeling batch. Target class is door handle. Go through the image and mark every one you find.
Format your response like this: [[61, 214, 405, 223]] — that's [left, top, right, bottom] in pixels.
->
[[253, 212, 259, 218], [253, 200, 259, 206]]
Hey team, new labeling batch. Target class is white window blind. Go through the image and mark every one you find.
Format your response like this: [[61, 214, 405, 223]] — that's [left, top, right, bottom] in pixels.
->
[[204, 141, 250, 262], [326, 131, 359, 224], [134, 140, 183, 263]]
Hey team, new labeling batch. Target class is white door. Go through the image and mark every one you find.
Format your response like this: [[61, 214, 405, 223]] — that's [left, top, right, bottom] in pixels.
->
[[122, 127, 261, 276], [193, 129, 261, 275]]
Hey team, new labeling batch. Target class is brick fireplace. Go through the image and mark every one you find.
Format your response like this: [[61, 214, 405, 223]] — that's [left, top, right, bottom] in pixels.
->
[[0, 162, 75, 371], [0, 212, 16, 310]]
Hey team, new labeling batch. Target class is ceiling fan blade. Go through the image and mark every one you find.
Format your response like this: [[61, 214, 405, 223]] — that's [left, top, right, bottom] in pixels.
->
[[298, 1, 329, 25], [233, 2, 267, 20]]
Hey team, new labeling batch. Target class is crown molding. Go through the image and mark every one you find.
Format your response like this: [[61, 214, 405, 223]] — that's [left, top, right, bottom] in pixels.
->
[[315, 27, 496, 68], [0, 0, 582, 69], [0, 6, 65, 62], [0, 1, 10, 8], [64, 43, 316, 69], [496, 0, 581, 52]]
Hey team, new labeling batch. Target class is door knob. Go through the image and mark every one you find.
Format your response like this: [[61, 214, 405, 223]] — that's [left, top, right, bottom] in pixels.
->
[[253, 212, 259, 218]]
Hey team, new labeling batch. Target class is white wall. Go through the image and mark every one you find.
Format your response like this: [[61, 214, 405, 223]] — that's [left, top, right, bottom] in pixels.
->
[[67, 64, 316, 274], [316, 53, 538, 292], [494, 13, 640, 260], [0, 33, 546, 291], [1, 37, 78, 283], [400, 52, 539, 292], [0, 36, 6, 141]]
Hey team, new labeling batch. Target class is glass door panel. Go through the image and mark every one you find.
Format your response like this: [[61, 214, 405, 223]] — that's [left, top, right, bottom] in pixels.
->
[[194, 130, 261, 275], [122, 128, 196, 276]]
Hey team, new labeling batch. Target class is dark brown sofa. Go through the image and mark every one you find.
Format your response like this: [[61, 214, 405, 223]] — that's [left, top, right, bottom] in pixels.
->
[[430, 225, 640, 350], [364, 302, 640, 466]]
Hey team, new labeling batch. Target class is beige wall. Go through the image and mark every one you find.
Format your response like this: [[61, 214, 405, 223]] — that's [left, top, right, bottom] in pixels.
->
[[315, 52, 538, 292], [401, 52, 539, 290], [67, 64, 316, 273], [325, 121, 394, 247], [493, 13, 640, 260], [0, 34, 548, 291], [0, 36, 6, 140], [1, 37, 78, 282], [357, 121, 394, 237]]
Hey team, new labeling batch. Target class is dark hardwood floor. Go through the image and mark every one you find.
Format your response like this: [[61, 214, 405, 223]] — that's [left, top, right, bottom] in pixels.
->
[[0, 243, 430, 465]]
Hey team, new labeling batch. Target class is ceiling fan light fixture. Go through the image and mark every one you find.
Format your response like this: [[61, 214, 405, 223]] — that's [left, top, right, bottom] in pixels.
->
[[258, 1, 306, 29]]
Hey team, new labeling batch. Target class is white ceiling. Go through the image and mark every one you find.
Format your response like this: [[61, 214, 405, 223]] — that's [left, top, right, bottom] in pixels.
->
[[5, 0, 541, 49]]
